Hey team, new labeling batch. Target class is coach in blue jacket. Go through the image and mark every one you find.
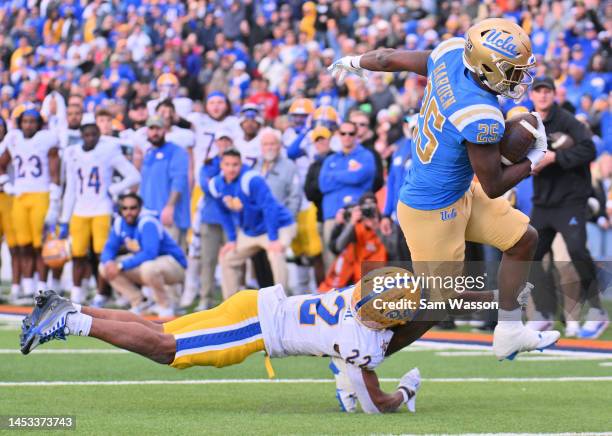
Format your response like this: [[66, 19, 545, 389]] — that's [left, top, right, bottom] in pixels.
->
[[100, 193, 187, 317], [139, 115, 190, 246], [318, 120, 375, 268], [207, 149, 296, 298]]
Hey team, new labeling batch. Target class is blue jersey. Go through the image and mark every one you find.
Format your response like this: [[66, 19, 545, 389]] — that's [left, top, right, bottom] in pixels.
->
[[399, 38, 506, 210]]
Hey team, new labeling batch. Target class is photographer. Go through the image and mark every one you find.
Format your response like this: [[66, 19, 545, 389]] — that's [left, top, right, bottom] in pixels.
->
[[529, 76, 609, 338], [318, 193, 388, 292]]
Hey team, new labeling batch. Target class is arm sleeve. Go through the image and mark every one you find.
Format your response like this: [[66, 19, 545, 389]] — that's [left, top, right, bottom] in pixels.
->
[[286, 166, 302, 216], [383, 163, 397, 217], [59, 158, 76, 223], [252, 177, 281, 241], [100, 222, 121, 264], [108, 153, 141, 196], [332, 223, 356, 255], [555, 116, 596, 169], [286, 131, 308, 160], [169, 147, 189, 194], [318, 158, 337, 194], [304, 163, 323, 204], [121, 221, 161, 270], [344, 364, 381, 414]]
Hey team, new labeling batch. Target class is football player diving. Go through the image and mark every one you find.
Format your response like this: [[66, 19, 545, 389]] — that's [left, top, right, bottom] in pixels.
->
[[328, 18, 560, 360], [20, 265, 523, 414]]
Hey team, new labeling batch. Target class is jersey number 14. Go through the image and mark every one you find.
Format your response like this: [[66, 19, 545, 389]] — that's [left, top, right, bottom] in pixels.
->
[[77, 166, 101, 194]]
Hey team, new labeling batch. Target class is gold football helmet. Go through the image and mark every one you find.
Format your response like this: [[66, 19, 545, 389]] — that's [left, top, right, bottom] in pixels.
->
[[42, 236, 71, 269], [463, 18, 535, 99], [351, 267, 422, 330]]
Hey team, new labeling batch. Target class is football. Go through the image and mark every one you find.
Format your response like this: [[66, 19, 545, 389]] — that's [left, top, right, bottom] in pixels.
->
[[499, 112, 538, 165], [549, 131, 575, 150]]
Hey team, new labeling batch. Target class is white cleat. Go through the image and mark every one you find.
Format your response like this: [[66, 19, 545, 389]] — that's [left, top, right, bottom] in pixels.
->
[[179, 285, 198, 308], [579, 308, 610, 339], [493, 323, 560, 361]]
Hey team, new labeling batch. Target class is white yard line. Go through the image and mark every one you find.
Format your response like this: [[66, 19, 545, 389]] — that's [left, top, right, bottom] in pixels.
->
[[0, 348, 127, 354], [436, 350, 612, 360], [1, 376, 611, 387]]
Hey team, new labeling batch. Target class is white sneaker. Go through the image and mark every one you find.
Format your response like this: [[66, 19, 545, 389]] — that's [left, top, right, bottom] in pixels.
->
[[91, 294, 109, 308], [195, 301, 211, 312], [565, 321, 580, 338], [493, 323, 560, 360], [179, 285, 198, 308], [114, 296, 130, 309], [151, 305, 175, 318], [579, 308, 610, 339], [70, 287, 87, 305]]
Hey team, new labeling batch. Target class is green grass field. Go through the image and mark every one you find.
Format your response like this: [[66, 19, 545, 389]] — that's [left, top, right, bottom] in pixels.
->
[[1, 324, 611, 436]]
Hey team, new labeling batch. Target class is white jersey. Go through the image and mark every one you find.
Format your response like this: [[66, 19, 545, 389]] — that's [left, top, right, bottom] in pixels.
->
[[147, 97, 193, 119], [187, 113, 242, 178], [258, 285, 393, 370], [62, 139, 139, 218], [2, 129, 58, 195], [60, 127, 83, 150], [234, 133, 261, 168]]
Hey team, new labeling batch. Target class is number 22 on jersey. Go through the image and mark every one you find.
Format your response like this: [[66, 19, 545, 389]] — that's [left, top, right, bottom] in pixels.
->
[[415, 80, 447, 164]]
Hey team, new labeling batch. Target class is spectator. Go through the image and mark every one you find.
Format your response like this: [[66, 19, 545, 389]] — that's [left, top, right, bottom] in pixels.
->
[[349, 110, 384, 192], [319, 193, 388, 291], [319, 121, 375, 269], [528, 76, 608, 338], [380, 112, 416, 261], [254, 127, 301, 216], [100, 193, 187, 317], [139, 115, 190, 246], [212, 149, 296, 298], [184, 131, 235, 310]]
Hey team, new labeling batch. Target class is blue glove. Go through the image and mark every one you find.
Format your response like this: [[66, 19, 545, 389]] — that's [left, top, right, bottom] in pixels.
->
[[58, 223, 69, 240]]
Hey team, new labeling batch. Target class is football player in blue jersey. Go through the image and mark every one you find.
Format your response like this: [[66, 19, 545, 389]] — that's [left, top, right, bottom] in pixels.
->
[[329, 18, 560, 360]]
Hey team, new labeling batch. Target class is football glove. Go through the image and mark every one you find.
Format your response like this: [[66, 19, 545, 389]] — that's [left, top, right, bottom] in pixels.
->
[[328, 55, 365, 84], [329, 357, 357, 413], [58, 223, 69, 240], [526, 112, 548, 170], [398, 367, 421, 413]]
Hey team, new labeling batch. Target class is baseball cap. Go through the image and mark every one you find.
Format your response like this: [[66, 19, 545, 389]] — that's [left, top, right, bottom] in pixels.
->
[[146, 115, 164, 128], [310, 126, 331, 141], [532, 76, 555, 91], [239, 103, 264, 124]]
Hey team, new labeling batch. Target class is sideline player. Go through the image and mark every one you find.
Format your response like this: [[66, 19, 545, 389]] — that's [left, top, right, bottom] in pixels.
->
[[60, 119, 140, 304], [20, 267, 515, 414], [0, 116, 21, 300], [328, 18, 560, 360], [0, 108, 60, 297]]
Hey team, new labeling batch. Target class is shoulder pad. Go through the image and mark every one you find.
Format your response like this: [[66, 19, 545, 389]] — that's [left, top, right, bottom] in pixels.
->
[[430, 37, 465, 63]]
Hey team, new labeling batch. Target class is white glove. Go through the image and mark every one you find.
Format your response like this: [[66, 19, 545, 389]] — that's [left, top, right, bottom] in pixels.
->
[[525, 112, 548, 170], [188, 233, 201, 259], [397, 367, 421, 413], [0, 174, 13, 195], [517, 282, 534, 307], [327, 55, 365, 84], [330, 357, 357, 413]]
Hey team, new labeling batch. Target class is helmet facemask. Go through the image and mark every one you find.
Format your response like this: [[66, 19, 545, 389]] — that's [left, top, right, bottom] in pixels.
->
[[488, 56, 536, 99]]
